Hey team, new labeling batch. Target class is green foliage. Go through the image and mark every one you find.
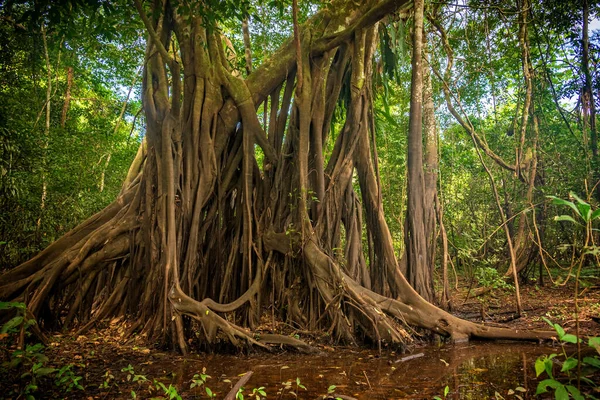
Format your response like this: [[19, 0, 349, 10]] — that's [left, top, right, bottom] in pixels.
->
[[277, 377, 306, 398], [0, 302, 83, 398], [542, 317, 580, 344], [122, 364, 148, 383], [548, 193, 600, 225], [55, 364, 84, 392], [474, 267, 514, 291], [250, 386, 267, 399], [154, 380, 182, 400], [100, 370, 115, 389], [535, 319, 600, 399], [0, 0, 141, 268]]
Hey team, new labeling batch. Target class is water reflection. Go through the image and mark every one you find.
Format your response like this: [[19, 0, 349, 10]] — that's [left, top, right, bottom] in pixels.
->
[[151, 342, 556, 399]]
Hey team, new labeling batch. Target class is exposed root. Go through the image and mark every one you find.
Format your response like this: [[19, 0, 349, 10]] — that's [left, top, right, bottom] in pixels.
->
[[301, 237, 553, 345]]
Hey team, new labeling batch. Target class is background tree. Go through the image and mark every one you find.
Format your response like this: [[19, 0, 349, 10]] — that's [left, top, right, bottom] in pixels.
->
[[0, 0, 142, 268]]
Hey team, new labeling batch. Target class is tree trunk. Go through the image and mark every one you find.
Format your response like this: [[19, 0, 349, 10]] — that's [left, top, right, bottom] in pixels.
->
[[60, 66, 73, 128], [423, 28, 439, 303], [405, 0, 434, 302], [582, 0, 599, 200]]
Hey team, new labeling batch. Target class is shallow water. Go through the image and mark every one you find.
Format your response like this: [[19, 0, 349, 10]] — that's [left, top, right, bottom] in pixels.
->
[[144, 342, 559, 399]]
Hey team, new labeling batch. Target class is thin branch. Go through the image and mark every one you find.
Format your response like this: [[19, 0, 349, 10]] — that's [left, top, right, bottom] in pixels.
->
[[292, 0, 302, 93], [133, 0, 175, 67]]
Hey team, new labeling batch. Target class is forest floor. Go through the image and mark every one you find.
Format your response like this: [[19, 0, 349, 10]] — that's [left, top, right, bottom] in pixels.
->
[[1, 274, 599, 399]]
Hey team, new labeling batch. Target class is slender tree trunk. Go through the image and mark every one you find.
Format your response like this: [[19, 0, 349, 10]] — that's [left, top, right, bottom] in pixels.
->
[[99, 68, 140, 193], [582, 0, 599, 199], [242, 18, 253, 75], [36, 25, 51, 235], [512, 0, 538, 276], [423, 31, 439, 300], [60, 66, 73, 128], [405, 0, 434, 302]]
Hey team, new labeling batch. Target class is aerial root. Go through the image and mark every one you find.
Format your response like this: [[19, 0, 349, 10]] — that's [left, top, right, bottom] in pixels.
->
[[169, 285, 312, 351]]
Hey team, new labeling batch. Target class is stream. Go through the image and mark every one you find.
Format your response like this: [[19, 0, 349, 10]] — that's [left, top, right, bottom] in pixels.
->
[[141, 342, 559, 399]]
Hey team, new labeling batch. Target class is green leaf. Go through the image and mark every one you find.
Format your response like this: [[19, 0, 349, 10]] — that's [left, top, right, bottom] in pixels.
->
[[0, 302, 26, 310], [535, 358, 546, 377], [582, 356, 600, 368], [570, 192, 592, 221], [536, 379, 561, 394], [570, 192, 587, 205], [328, 385, 336, 393], [566, 385, 584, 400], [554, 324, 566, 339], [589, 337, 600, 353], [560, 334, 578, 344], [579, 376, 596, 386], [553, 215, 579, 224], [591, 208, 600, 220], [555, 384, 569, 400], [547, 196, 580, 216], [1, 316, 23, 333], [560, 357, 578, 372], [541, 316, 555, 328], [578, 203, 592, 222], [35, 367, 56, 376]]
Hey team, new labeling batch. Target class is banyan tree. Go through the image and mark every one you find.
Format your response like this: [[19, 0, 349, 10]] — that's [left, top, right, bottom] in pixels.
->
[[0, 0, 551, 353]]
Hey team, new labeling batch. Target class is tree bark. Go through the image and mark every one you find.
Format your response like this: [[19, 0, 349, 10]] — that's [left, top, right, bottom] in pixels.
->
[[423, 29, 439, 303], [405, 0, 434, 302]]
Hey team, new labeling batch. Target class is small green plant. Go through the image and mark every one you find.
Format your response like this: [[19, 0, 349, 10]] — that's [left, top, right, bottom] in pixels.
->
[[250, 386, 267, 399], [0, 301, 34, 336], [122, 364, 148, 383], [190, 368, 210, 389], [277, 377, 306, 398], [205, 386, 216, 398], [326, 384, 343, 400], [55, 364, 84, 392], [0, 301, 83, 399], [100, 370, 115, 389], [433, 385, 449, 400], [236, 387, 245, 400], [535, 318, 600, 399], [154, 380, 182, 400], [293, 377, 306, 397], [540, 194, 600, 398], [190, 367, 216, 397]]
